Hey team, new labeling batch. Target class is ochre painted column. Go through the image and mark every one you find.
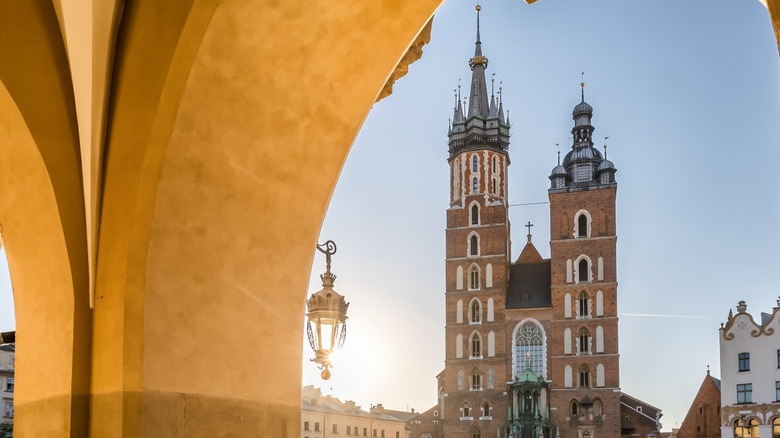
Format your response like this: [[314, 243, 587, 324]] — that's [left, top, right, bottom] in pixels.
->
[[91, 0, 439, 436], [0, 1, 91, 436]]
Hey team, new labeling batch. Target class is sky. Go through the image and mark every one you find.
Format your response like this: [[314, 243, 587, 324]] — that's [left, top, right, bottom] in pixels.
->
[[299, 0, 780, 433], [0, 0, 777, 433]]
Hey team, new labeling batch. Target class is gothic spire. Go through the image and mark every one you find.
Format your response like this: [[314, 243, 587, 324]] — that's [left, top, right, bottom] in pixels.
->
[[467, 5, 489, 119]]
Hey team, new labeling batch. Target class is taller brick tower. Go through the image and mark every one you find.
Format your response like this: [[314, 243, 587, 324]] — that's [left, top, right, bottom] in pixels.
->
[[547, 83, 620, 438], [442, 5, 512, 438]]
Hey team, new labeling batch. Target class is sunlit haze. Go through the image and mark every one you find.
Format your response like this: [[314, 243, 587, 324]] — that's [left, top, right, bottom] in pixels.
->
[[300, 0, 780, 432]]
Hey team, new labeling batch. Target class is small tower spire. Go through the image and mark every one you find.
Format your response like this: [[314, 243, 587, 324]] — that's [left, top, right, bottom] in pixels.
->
[[580, 71, 585, 103], [603, 136, 609, 159], [525, 221, 534, 243], [556, 143, 561, 165]]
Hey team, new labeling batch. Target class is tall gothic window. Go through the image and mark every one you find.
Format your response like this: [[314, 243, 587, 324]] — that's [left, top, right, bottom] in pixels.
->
[[491, 156, 497, 173], [471, 204, 479, 225], [571, 401, 578, 416], [472, 155, 478, 172], [469, 266, 480, 290], [472, 429, 480, 438], [482, 403, 490, 417], [470, 299, 481, 323], [578, 213, 588, 237], [579, 329, 590, 354], [470, 235, 479, 256], [578, 259, 589, 282], [470, 333, 482, 358], [472, 177, 478, 193], [491, 179, 496, 194], [471, 371, 481, 390], [579, 292, 589, 317], [579, 366, 590, 388], [514, 321, 545, 379]]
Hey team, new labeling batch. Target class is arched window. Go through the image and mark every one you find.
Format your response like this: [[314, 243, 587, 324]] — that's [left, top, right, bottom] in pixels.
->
[[487, 331, 495, 357], [456, 266, 464, 290], [470, 299, 482, 324], [491, 179, 496, 194], [514, 320, 545, 378], [487, 296, 494, 320], [470, 332, 482, 358], [491, 156, 497, 173], [597, 256, 604, 281], [486, 264, 493, 289], [471, 429, 480, 438], [596, 363, 605, 387], [579, 292, 589, 317], [564, 365, 573, 388], [734, 418, 760, 438], [469, 234, 479, 256], [578, 258, 589, 282], [563, 328, 572, 355], [564, 292, 572, 318], [461, 402, 471, 418], [482, 402, 490, 418], [487, 368, 495, 389], [579, 366, 590, 388], [571, 401, 578, 416], [472, 155, 478, 172], [472, 177, 478, 193], [593, 399, 602, 416], [579, 329, 590, 354], [456, 300, 463, 324], [596, 290, 604, 316], [773, 417, 780, 438], [471, 203, 480, 225], [471, 369, 482, 390], [457, 369, 465, 390], [469, 265, 480, 290], [596, 326, 604, 353], [577, 213, 588, 237], [566, 259, 573, 283], [456, 334, 463, 358]]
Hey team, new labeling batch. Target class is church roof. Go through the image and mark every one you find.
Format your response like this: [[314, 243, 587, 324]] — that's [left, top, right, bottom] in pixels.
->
[[515, 241, 543, 264], [506, 260, 551, 309]]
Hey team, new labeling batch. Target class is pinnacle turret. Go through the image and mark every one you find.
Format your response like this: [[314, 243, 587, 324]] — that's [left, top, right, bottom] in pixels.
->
[[447, 5, 510, 160]]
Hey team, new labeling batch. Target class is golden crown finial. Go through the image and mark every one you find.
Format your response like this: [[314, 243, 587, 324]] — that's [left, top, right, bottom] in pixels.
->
[[476, 4, 481, 12]]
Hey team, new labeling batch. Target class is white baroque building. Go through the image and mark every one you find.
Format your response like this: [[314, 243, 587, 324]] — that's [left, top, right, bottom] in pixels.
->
[[719, 299, 780, 438]]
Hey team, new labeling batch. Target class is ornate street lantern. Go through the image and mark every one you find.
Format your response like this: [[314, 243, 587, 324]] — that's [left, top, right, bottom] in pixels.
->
[[306, 240, 349, 380]]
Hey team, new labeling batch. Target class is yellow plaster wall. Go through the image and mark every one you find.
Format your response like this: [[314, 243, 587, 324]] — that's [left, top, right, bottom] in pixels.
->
[[91, 0, 440, 435]]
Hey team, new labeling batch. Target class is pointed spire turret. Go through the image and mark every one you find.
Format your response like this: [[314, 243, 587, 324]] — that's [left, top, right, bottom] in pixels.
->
[[452, 82, 464, 124], [467, 5, 490, 119], [447, 4, 510, 160], [498, 82, 506, 123]]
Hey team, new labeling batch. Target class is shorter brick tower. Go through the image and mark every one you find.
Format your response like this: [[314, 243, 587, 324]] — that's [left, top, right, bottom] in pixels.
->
[[547, 83, 620, 438]]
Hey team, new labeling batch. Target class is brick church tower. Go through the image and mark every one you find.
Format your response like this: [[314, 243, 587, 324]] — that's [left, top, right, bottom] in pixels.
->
[[420, 6, 663, 438], [546, 84, 620, 438], [442, 5, 511, 438]]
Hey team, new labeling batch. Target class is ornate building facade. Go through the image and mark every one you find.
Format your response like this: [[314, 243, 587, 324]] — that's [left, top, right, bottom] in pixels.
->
[[719, 300, 780, 438], [411, 6, 661, 438]]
